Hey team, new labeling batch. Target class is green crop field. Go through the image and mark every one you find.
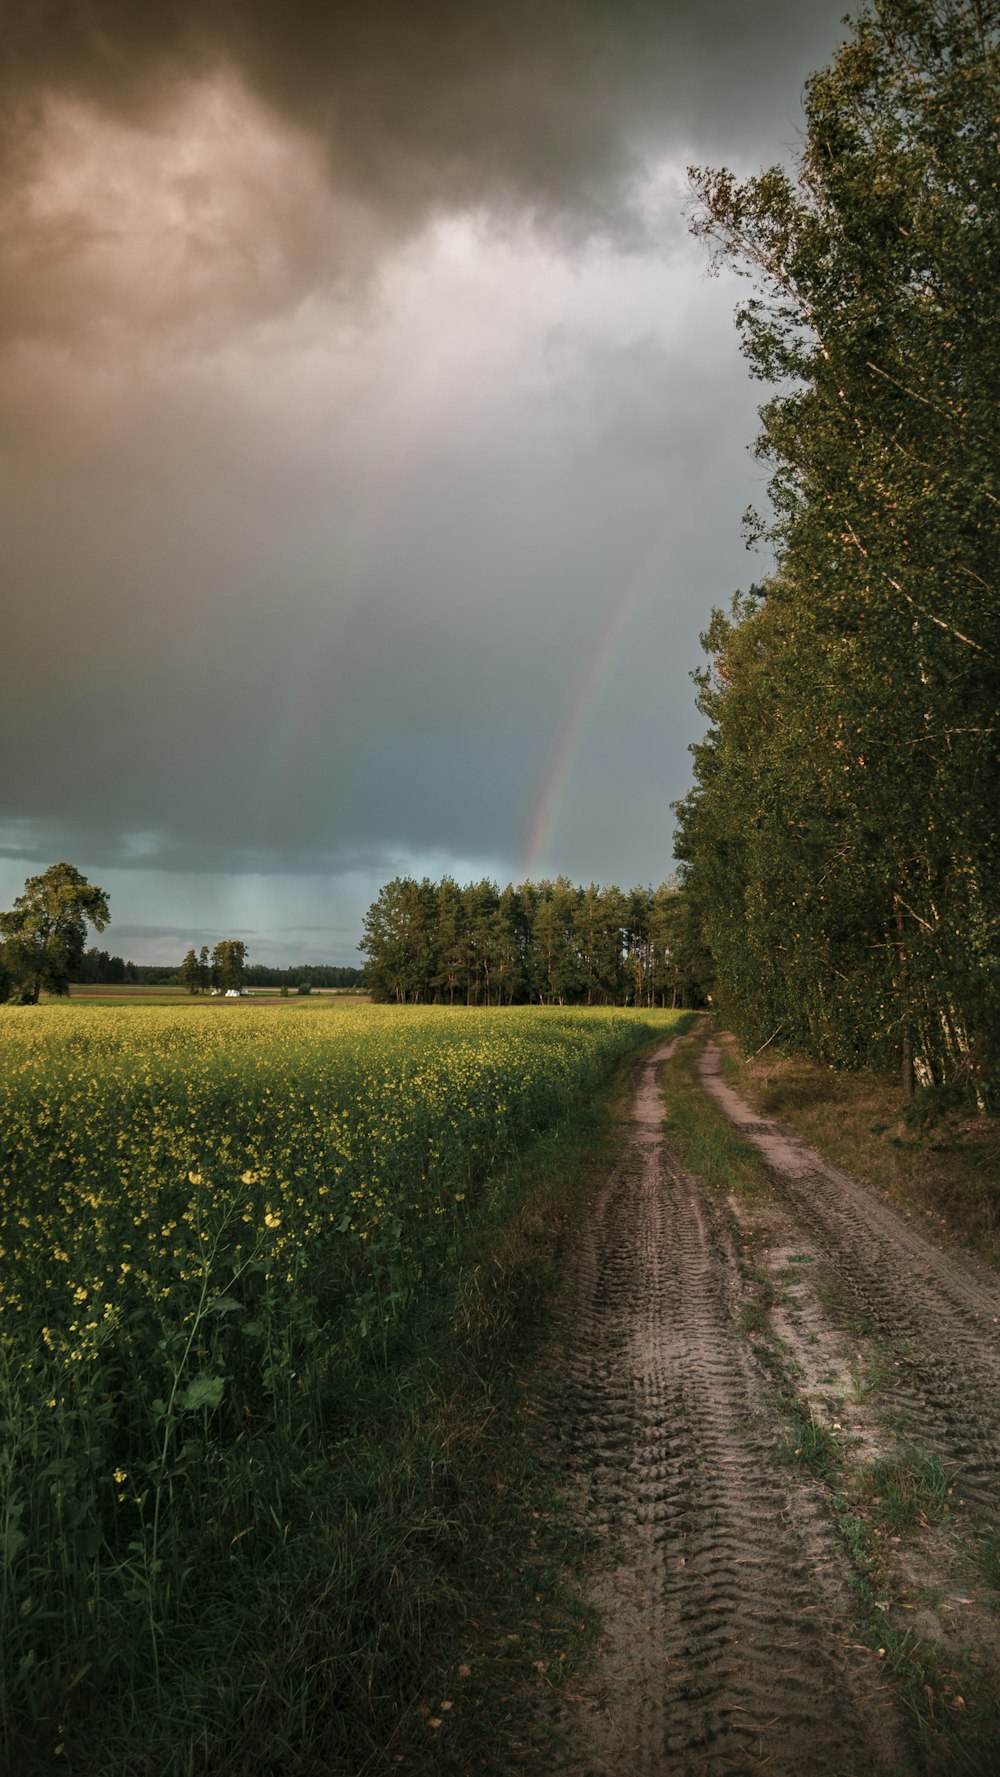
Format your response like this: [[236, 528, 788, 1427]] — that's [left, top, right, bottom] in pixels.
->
[[0, 1001, 685, 1774]]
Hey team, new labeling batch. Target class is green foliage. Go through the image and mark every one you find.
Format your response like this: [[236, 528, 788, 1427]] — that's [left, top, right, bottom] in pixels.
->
[[0, 862, 110, 1003], [679, 0, 1000, 1102], [360, 873, 710, 1007], [783, 1408, 839, 1482], [858, 1450, 954, 1530], [75, 947, 127, 985], [178, 947, 201, 994], [211, 937, 246, 991], [242, 960, 365, 988]]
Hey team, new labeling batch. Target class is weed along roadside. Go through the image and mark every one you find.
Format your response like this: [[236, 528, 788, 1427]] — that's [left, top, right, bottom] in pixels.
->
[[0, 1003, 690, 1777]]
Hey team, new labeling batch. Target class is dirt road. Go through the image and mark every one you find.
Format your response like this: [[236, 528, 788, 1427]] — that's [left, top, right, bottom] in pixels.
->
[[538, 1034, 1000, 1776], [697, 1040, 1000, 1515]]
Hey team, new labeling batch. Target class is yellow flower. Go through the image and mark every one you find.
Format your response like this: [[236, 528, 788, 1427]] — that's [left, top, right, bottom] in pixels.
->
[[264, 1211, 281, 1229]]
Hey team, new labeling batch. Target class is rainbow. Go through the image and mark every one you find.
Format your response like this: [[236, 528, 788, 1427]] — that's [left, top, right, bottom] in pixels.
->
[[253, 425, 746, 873], [521, 427, 745, 878]]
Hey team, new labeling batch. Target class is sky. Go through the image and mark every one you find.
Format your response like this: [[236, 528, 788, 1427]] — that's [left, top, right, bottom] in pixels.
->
[[1, 0, 853, 967]]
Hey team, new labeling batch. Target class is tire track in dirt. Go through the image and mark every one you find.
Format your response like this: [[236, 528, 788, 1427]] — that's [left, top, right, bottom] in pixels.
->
[[541, 1039, 908, 1776], [697, 1041, 1000, 1515]]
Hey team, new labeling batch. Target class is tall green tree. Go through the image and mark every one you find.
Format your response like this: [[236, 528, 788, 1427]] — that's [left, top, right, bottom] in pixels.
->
[[649, 878, 714, 1010], [530, 878, 583, 1005], [0, 863, 110, 1003], [77, 947, 127, 985], [431, 877, 466, 1005], [360, 878, 437, 1003], [623, 888, 654, 1006], [179, 948, 201, 994], [211, 940, 247, 992], [573, 882, 626, 1004], [496, 883, 530, 1005], [466, 880, 518, 1006], [680, 0, 999, 1098]]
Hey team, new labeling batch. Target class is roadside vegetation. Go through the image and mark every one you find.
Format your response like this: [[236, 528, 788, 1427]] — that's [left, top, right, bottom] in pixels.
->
[[0, 1001, 686, 1775], [716, 1031, 1000, 1270]]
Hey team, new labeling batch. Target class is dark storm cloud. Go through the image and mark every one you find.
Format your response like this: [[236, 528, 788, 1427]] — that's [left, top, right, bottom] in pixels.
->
[[0, 0, 850, 346], [5, 0, 843, 188]]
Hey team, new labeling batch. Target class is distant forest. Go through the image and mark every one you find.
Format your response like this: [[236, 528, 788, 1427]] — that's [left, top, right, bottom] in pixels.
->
[[359, 876, 709, 1006], [75, 949, 365, 990], [677, 0, 998, 1104]]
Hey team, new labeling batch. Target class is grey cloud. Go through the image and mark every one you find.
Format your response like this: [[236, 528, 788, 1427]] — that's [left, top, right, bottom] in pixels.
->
[[5, 1, 847, 193], [110, 923, 256, 940], [0, 279, 766, 886], [282, 924, 354, 934], [0, 1, 850, 348], [0, 0, 853, 961]]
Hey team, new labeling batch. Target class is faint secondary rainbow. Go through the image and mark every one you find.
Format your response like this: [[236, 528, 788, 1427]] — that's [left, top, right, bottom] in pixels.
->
[[253, 600, 364, 854], [521, 428, 744, 879]]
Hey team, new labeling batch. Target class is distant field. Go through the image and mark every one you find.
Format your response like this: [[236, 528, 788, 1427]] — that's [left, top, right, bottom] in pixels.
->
[[62, 984, 370, 1004]]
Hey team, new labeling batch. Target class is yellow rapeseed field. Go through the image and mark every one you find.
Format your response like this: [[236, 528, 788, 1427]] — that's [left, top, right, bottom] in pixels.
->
[[0, 1004, 659, 1371], [0, 999, 678, 1769]]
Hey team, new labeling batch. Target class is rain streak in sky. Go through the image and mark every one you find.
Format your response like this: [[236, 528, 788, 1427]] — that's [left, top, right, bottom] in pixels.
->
[[1, 0, 850, 963]]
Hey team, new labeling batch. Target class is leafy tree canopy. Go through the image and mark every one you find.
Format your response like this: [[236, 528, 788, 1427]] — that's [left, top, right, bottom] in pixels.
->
[[678, 0, 999, 1103], [0, 863, 110, 1003], [211, 939, 246, 992], [359, 875, 708, 1008]]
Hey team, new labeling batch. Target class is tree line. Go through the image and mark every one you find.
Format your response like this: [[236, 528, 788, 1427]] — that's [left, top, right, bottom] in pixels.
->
[[77, 951, 179, 986], [676, 0, 998, 1103], [176, 949, 364, 992], [359, 875, 709, 1006]]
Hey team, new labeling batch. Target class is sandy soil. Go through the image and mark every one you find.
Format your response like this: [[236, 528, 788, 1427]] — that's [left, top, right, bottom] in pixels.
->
[[698, 1040, 1000, 1515], [534, 1035, 1000, 1776]]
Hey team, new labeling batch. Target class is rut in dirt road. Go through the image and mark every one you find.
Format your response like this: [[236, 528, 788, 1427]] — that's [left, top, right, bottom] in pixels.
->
[[543, 1039, 908, 1777], [698, 1041, 1000, 1516]]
